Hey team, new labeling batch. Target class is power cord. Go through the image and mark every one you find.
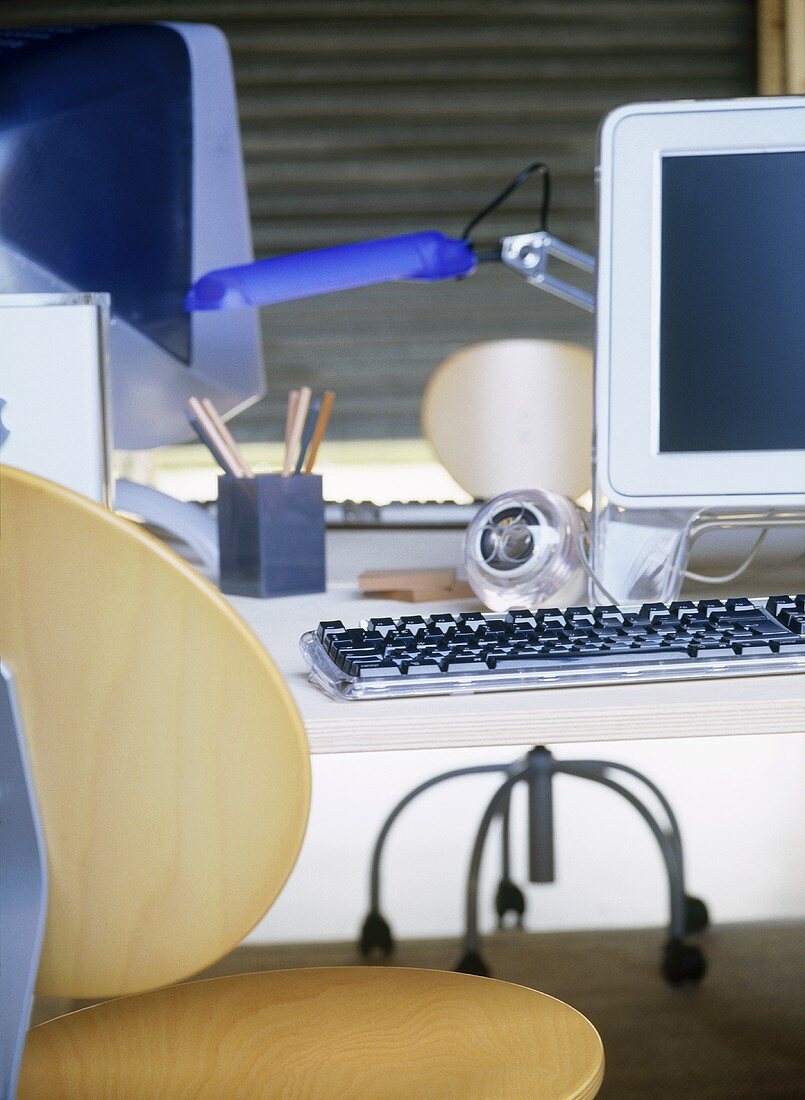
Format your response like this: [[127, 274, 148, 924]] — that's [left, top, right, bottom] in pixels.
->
[[576, 531, 620, 606], [577, 525, 771, 604], [683, 527, 769, 584]]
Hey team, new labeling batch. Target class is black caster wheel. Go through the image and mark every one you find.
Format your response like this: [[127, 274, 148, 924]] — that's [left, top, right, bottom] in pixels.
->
[[359, 910, 394, 958], [455, 950, 490, 977], [662, 938, 707, 985], [684, 895, 710, 935], [495, 879, 526, 930]]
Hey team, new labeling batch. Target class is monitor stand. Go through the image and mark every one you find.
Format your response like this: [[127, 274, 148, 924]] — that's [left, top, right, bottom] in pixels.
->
[[591, 497, 805, 605]]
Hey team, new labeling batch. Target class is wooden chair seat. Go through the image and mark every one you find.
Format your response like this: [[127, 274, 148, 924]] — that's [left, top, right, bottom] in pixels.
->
[[19, 967, 603, 1100]]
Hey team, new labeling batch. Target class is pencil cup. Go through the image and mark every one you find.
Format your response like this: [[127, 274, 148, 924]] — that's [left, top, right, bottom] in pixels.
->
[[217, 473, 326, 598]]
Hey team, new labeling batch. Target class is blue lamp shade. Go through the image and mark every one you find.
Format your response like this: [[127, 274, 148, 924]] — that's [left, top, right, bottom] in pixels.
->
[[184, 231, 477, 311]]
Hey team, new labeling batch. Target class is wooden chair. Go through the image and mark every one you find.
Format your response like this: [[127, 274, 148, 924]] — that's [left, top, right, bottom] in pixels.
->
[[421, 338, 593, 501], [0, 466, 603, 1100]]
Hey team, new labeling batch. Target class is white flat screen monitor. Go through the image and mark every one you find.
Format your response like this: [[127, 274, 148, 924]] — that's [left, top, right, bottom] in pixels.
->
[[595, 97, 805, 508]]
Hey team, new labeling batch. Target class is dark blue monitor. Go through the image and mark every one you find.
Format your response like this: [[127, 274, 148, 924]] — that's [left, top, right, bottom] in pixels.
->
[[0, 23, 263, 449]]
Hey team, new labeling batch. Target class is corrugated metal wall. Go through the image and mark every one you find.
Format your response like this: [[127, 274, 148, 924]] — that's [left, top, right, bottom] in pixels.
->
[[1, 1, 756, 440]]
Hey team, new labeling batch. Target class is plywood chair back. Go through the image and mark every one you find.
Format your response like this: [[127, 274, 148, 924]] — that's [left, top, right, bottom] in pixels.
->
[[0, 466, 311, 1001], [3, 467, 604, 1100], [422, 339, 593, 501]]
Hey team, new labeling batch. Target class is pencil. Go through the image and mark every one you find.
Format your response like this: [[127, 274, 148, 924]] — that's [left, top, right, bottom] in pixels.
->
[[186, 408, 242, 478], [283, 386, 311, 476], [283, 389, 300, 474], [303, 390, 335, 473], [201, 397, 253, 477], [187, 396, 244, 477], [294, 396, 321, 475]]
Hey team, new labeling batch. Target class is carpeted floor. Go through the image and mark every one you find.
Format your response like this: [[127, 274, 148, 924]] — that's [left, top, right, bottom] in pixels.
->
[[33, 921, 804, 1098]]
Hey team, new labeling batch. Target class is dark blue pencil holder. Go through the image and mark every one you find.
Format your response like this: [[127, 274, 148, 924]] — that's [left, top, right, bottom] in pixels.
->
[[217, 473, 326, 598]]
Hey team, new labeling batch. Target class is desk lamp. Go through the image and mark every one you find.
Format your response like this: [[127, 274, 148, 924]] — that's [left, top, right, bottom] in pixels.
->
[[186, 163, 597, 608], [185, 164, 595, 315]]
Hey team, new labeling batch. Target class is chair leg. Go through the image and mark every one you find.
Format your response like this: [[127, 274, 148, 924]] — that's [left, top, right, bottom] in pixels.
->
[[560, 758, 709, 935], [359, 763, 511, 958], [494, 781, 527, 929], [558, 763, 707, 984], [526, 746, 556, 884], [455, 767, 530, 976]]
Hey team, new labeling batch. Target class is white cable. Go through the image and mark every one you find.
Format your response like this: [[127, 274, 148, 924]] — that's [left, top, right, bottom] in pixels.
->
[[683, 528, 769, 584], [576, 532, 620, 606]]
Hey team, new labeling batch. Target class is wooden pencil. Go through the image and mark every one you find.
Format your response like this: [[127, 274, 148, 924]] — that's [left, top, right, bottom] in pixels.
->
[[186, 398, 242, 477], [200, 398, 253, 477], [283, 389, 300, 474], [283, 386, 311, 476], [303, 390, 335, 473]]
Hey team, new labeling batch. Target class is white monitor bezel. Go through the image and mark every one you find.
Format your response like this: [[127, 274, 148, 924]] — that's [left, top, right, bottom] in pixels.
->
[[594, 96, 805, 509]]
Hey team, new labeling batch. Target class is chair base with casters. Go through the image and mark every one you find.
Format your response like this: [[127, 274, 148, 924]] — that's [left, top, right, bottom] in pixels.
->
[[360, 745, 709, 986]]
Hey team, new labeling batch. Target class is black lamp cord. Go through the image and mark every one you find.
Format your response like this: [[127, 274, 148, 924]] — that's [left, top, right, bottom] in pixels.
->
[[461, 161, 551, 261]]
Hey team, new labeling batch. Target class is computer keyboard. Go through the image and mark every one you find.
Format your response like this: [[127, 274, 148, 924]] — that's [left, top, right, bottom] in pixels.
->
[[300, 595, 805, 700]]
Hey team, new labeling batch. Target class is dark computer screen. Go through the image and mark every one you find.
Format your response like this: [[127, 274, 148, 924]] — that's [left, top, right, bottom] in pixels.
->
[[0, 24, 192, 363], [659, 149, 804, 453]]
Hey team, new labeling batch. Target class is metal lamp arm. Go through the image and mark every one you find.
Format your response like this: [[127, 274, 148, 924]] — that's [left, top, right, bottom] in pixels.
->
[[499, 230, 596, 312]]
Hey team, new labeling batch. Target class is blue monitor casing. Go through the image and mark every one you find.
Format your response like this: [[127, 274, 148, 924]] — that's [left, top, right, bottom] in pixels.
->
[[0, 22, 264, 449]]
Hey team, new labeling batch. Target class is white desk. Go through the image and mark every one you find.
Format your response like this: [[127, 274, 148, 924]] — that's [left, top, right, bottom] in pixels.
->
[[230, 583, 805, 755]]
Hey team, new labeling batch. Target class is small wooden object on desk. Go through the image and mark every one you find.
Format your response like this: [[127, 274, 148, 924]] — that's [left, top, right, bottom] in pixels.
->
[[358, 567, 474, 602]]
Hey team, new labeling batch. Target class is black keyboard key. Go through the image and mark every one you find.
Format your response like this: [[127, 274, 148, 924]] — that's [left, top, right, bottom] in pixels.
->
[[506, 608, 537, 625], [540, 609, 566, 626], [427, 613, 458, 633], [669, 600, 697, 616], [776, 607, 801, 630], [317, 619, 346, 640], [444, 655, 490, 673], [782, 613, 805, 635], [731, 640, 775, 656], [747, 619, 791, 637], [682, 617, 719, 632], [329, 637, 376, 656], [354, 661, 403, 679], [566, 606, 596, 626], [366, 617, 397, 637], [406, 659, 447, 676], [640, 602, 672, 622], [771, 636, 805, 652], [344, 655, 387, 675], [766, 595, 797, 617], [698, 599, 727, 617], [459, 612, 487, 631], [725, 597, 756, 614], [337, 651, 377, 672], [397, 615, 428, 635], [622, 617, 654, 634], [489, 653, 559, 670], [595, 605, 625, 623]]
